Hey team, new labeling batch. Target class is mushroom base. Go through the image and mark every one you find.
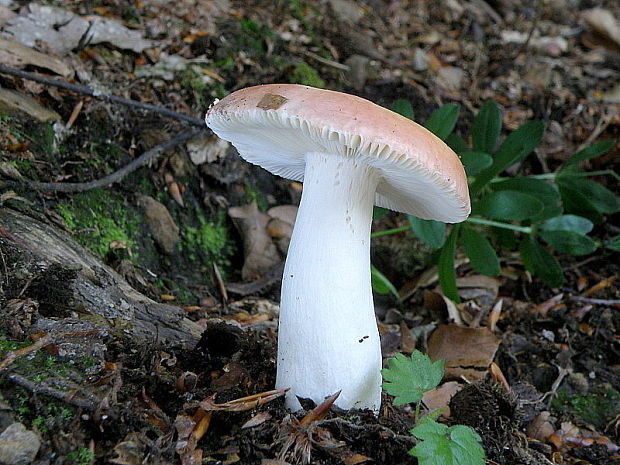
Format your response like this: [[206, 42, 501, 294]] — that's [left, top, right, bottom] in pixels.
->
[[275, 151, 382, 412]]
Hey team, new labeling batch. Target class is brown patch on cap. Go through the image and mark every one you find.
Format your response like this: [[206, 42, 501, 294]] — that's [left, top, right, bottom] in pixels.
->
[[257, 93, 288, 110]]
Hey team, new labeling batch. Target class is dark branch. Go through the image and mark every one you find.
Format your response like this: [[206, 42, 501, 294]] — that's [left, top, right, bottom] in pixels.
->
[[1, 128, 204, 193], [0, 63, 207, 128]]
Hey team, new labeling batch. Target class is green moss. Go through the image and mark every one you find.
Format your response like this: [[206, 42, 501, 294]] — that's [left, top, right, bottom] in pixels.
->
[[552, 387, 620, 429], [245, 183, 269, 211], [67, 447, 95, 465], [180, 211, 235, 271], [290, 62, 325, 88], [55, 189, 139, 259]]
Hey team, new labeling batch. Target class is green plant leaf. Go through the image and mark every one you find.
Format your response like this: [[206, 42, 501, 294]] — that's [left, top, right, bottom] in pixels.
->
[[445, 133, 470, 153], [392, 99, 415, 120], [472, 101, 502, 154], [470, 121, 545, 195], [409, 416, 485, 465], [474, 190, 544, 221], [519, 237, 564, 287], [540, 215, 593, 234], [438, 226, 460, 302], [556, 177, 620, 214], [373, 206, 388, 220], [371, 265, 400, 300], [425, 104, 460, 140], [381, 351, 444, 405], [565, 140, 616, 166], [491, 177, 561, 222], [408, 215, 447, 249], [459, 151, 493, 177], [606, 235, 620, 252], [461, 226, 500, 276], [558, 184, 603, 224], [539, 230, 597, 256]]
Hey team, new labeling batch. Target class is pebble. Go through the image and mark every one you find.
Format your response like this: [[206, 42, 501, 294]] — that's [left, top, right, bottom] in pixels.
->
[[0, 423, 41, 465]]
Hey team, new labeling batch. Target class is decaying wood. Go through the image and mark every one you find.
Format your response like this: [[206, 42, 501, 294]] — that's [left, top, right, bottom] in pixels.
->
[[0, 207, 202, 346]]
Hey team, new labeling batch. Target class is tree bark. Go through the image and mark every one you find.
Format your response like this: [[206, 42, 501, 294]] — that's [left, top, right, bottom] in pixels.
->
[[0, 207, 202, 346]]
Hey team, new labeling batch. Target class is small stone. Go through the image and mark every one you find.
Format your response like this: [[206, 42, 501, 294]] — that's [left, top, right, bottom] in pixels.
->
[[412, 48, 429, 71], [136, 195, 180, 255], [0, 423, 41, 465], [567, 372, 589, 394], [436, 66, 466, 92]]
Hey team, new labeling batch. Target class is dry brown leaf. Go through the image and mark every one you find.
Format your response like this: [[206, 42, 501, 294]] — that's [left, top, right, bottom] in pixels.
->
[[0, 39, 72, 76], [342, 453, 373, 465], [427, 324, 500, 382], [200, 388, 288, 411], [242, 411, 272, 429], [421, 381, 462, 416], [527, 411, 555, 442]]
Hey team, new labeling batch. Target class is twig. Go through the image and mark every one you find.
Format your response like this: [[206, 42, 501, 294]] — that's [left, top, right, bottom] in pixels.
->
[[0, 64, 206, 128], [0, 128, 204, 193], [0, 334, 53, 372], [570, 296, 620, 306], [5, 372, 98, 410]]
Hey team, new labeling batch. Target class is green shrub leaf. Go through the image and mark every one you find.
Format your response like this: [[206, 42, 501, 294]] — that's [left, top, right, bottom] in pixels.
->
[[392, 99, 415, 120], [491, 178, 561, 222], [459, 151, 493, 177], [557, 184, 603, 224], [408, 215, 447, 249], [470, 121, 545, 194], [381, 351, 444, 405], [565, 140, 616, 166], [445, 133, 470, 153], [540, 215, 593, 234], [606, 235, 620, 252], [371, 265, 400, 300], [409, 416, 485, 465], [438, 226, 460, 302], [519, 237, 564, 287], [461, 226, 500, 276], [539, 230, 597, 256], [425, 104, 460, 140], [474, 190, 544, 221], [472, 101, 502, 154], [557, 177, 620, 214]]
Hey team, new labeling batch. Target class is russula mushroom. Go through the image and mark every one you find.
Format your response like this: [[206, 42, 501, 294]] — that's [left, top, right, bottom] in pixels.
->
[[205, 84, 470, 412]]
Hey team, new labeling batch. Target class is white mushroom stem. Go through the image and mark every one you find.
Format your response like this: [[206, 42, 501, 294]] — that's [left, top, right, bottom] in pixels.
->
[[275, 151, 383, 412]]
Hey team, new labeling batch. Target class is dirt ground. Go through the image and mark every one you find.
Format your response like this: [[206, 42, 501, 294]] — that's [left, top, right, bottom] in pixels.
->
[[1, 0, 620, 464]]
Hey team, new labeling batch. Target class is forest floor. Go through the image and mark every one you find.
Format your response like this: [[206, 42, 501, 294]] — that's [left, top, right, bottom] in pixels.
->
[[1, 0, 620, 464]]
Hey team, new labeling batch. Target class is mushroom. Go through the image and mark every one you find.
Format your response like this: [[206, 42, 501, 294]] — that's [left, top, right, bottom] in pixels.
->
[[205, 84, 470, 412]]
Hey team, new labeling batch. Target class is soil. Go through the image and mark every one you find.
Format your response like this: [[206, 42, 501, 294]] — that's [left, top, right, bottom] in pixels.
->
[[1, 0, 620, 464]]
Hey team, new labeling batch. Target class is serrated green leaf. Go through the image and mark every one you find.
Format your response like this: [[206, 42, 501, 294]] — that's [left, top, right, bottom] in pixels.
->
[[371, 265, 400, 300], [474, 190, 544, 221], [425, 104, 460, 140], [606, 235, 620, 252], [409, 417, 485, 465], [438, 226, 460, 303], [392, 99, 415, 120], [470, 121, 545, 195], [459, 151, 493, 177], [540, 215, 593, 234], [492, 177, 561, 222], [565, 140, 616, 166], [472, 101, 502, 154], [539, 230, 597, 256], [445, 133, 470, 153], [519, 237, 564, 287], [461, 226, 500, 276], [557, 177, 620, 214], [408, 215, 447, 249], [381, 352, 444, 405]]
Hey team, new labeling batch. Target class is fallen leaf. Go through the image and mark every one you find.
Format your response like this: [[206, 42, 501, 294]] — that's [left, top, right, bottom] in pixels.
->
[[242, 411, 272, 429], [427, 324, 500, 382], [0, 39, 72, 76], [5, 3, 152, 55], [187, 137, 229, 165], [421, 381, 462, 416]]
